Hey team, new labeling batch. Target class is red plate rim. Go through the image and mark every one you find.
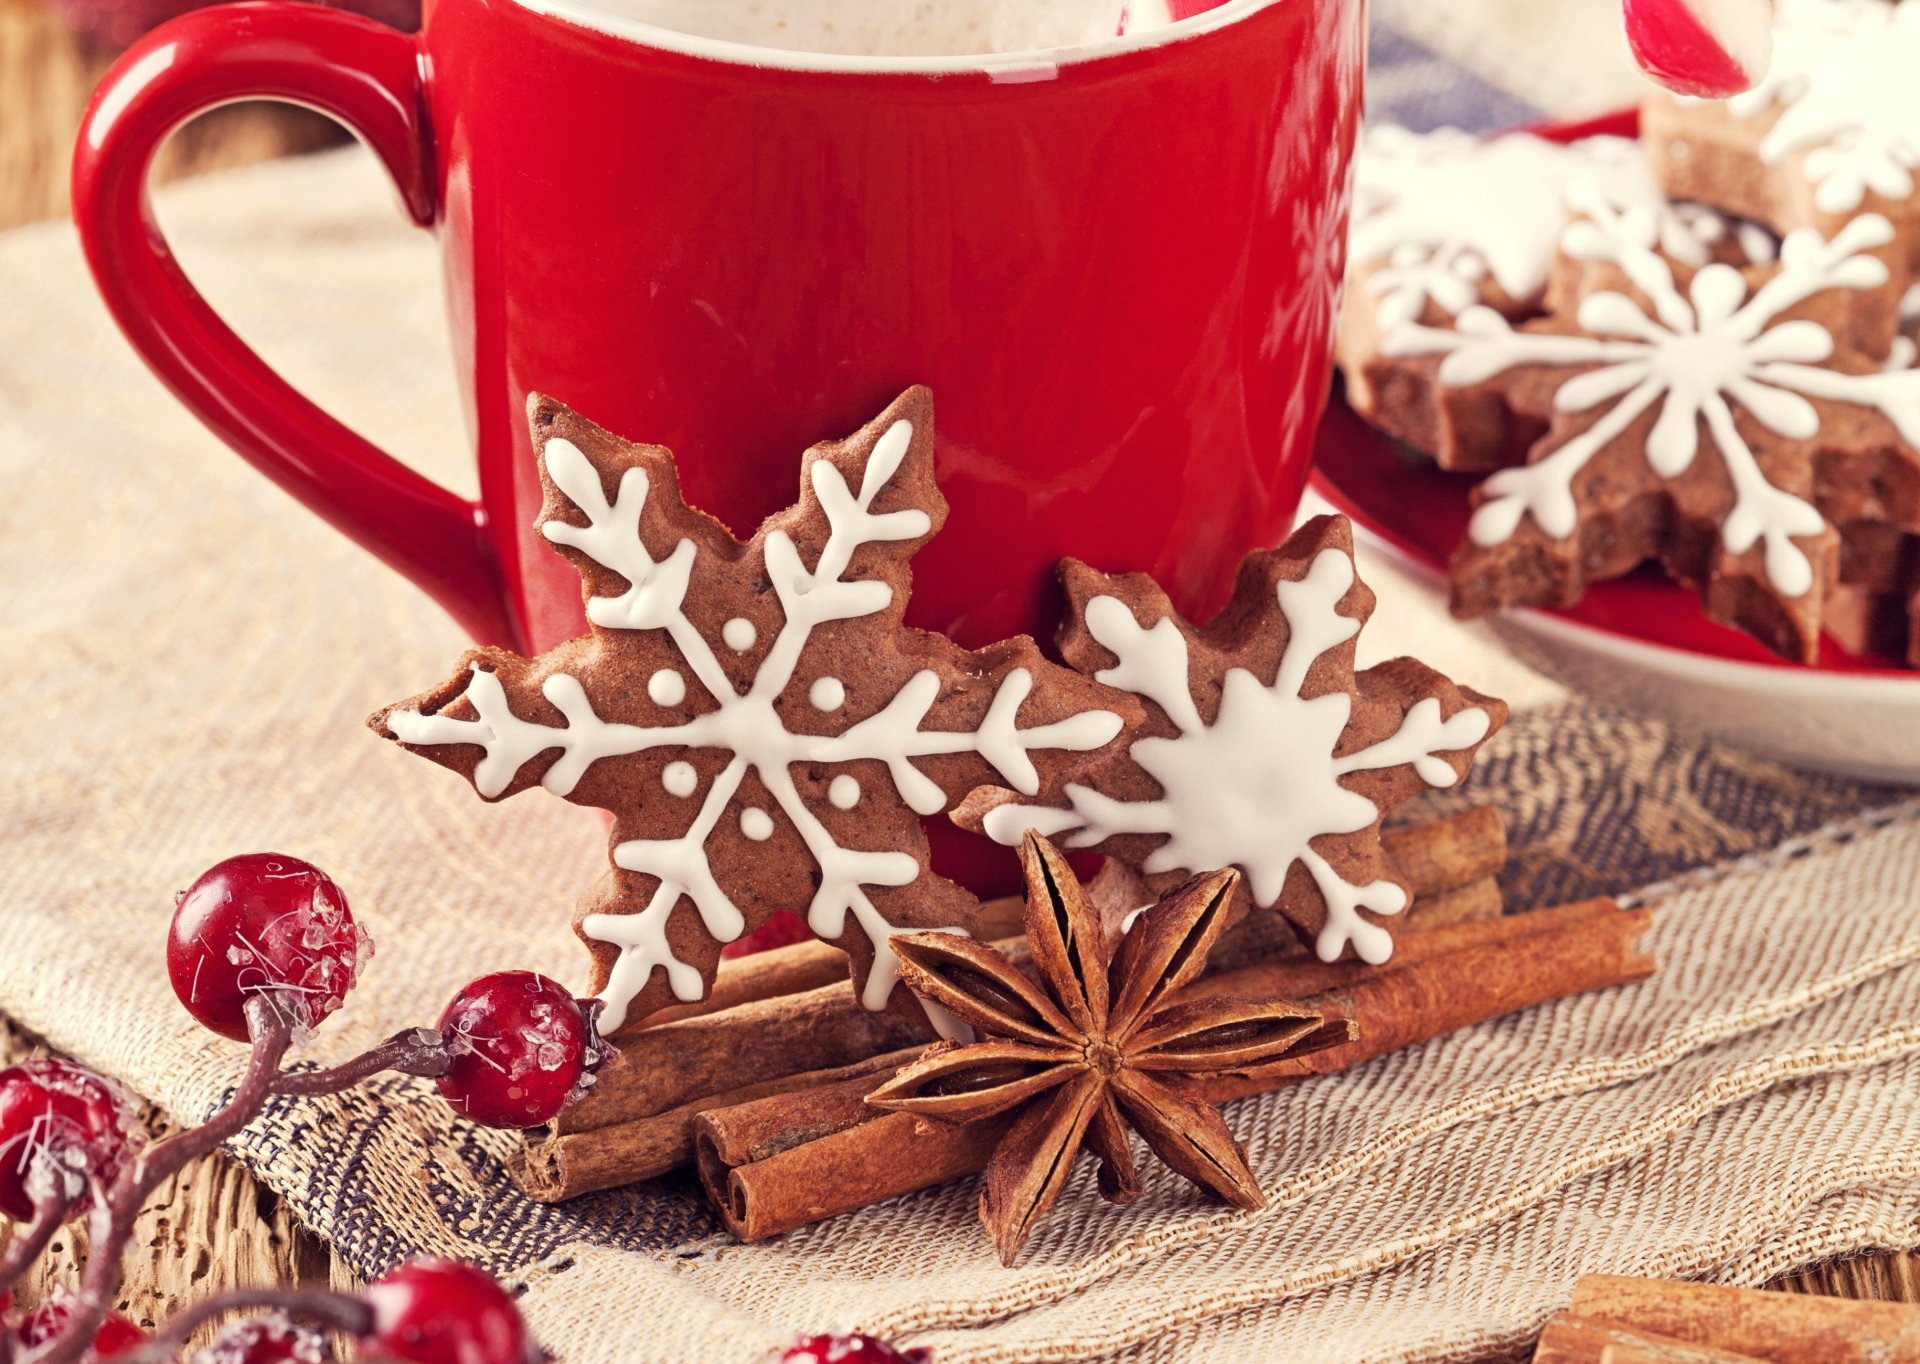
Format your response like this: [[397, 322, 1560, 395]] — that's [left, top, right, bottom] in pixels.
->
[[1310, 106, 1917, 682]]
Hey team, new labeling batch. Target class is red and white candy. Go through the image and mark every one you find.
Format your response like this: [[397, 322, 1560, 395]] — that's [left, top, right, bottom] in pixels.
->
[[1623, 0, 1774, 98]]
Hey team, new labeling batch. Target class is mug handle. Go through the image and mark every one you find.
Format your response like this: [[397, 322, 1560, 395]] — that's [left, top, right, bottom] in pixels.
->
[[71, 3, 513, 646]]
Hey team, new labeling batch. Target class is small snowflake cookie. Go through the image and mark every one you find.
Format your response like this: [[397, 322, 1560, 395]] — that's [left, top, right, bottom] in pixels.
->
[[1342, 125, 1775, 471], [951, 515, 1507, 967], [1640, 0, 1918, 358], [372, 389, 1141, 1035], [1379, 186, 1920, 663]]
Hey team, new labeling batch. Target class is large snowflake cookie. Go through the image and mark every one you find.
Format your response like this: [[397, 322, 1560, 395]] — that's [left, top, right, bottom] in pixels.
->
[[951, 516, 1507, 966], [1641, 0, 1918, 358], [1342, 125, 1775, 471], [372, 389, 1140, 1035], [1381, 188, 1920, 663]]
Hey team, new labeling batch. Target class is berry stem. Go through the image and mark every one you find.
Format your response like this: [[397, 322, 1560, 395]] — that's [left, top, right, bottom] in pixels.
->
[[113, 1287, 374, 1364], [0, 1193, 75, 1298], [24, 998, 294, 1364], [269, 1027, 451, 1096]]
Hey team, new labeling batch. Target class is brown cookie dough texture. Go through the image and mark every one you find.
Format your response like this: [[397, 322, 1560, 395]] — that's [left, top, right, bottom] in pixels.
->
[[372, 388, 1143, 1035], [953, 514, 1507, 967]]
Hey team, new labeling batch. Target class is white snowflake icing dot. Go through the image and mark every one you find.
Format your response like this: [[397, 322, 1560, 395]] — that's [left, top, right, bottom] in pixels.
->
[[828, 774, 861, 810], [647, 669, 686, 707], [809, 676, 847, 711], [722, 617, 757, 651], [661, 761, 698, 798], [739, 807, 774, 841]]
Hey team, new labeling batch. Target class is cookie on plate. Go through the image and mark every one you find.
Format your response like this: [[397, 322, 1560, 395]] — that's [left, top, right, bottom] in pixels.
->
[[1343, 125, 1774, 470], [1379, 188, 1920, 663]]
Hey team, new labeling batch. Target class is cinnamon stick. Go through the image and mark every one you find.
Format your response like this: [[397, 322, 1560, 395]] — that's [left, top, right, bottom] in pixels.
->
[[637, 898, 1030, 1028], [556, 977, 932, 1135], [562, 806, 1506, 1134], [699, 899, 1652, 1242], [539, 890, 1553, 1192], [512, 1048, 923, 1200], [1179, 898, 1601, 1005], [1533, 1313, 1765, 1363], [1382, 804, 1507, 894], [1567, 1276, 1920, 1363], [1404, 875, 1501, 928]]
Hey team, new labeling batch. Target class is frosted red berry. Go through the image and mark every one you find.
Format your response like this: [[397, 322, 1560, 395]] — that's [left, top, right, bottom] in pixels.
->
[[722, 910, 812, 958], [15, 1299, 148, 1357], [168, 854, 370, 1042], [192, 1313, 333, 1363], [0, 1059, 142, 1222], [360, 1259, 533, 1364], [435, 973, 598, 1130], [779, 1334, 931, 1364]]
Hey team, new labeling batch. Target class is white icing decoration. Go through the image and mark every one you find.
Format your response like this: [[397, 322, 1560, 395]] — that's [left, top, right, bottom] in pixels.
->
[[828, 774, 861, 810], [647, 669, 686, 707], [1382, 192, 1920, 598], [978, 547, 1493, 965], [385, 416, 1125, 1033], [1726, 0, 1920, 217], [809, 676, 847, 711], [1672, 202, 1779, 266], [722, 617, 757, 651], [740, 807, 774, 841], [662, 761, 698, 797], [1349, 128, 1740, 332]]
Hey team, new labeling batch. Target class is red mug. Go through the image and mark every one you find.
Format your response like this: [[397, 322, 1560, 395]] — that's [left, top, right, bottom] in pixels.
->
[[72, 0, 1362, 888]]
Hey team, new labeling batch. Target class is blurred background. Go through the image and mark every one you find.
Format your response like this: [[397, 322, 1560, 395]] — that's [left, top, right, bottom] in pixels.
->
[[0, 0, 410, 234], [0, 0, 1652, 236]]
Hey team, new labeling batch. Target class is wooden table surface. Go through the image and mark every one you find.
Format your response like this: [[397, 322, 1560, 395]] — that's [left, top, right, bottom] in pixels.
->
[[1, 0, 1915, 1349]]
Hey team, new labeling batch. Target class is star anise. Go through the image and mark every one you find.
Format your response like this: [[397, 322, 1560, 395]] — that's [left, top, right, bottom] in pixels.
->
[[867, 832, 1344, 1265]]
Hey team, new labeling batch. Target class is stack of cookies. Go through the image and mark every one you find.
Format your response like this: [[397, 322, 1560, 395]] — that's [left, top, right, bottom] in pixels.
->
[[1336, 0, 1920, 667]]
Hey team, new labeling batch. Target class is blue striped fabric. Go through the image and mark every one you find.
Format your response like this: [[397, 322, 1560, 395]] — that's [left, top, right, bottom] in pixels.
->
[[1365, 21, 1542, 133]]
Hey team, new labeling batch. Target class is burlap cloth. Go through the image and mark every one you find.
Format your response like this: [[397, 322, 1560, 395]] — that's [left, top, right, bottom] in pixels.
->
[[4, 8, 1920, 1360]]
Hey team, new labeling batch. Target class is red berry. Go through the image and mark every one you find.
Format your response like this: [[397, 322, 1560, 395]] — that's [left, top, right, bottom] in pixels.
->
[[779, 1334, 930, 1364], [0, 1060, 142, 1222], [360, 1259, 532, 1364], [435, 973, 599, 1130], [722, 910, 812, 958], [15, 1298, 147, 1358], [192, 1313, 333, 1363], [168, 854, 370, 1042]]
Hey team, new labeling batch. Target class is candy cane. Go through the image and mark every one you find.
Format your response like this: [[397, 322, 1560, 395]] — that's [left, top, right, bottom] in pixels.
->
[[1623, 0, 1774, 98]]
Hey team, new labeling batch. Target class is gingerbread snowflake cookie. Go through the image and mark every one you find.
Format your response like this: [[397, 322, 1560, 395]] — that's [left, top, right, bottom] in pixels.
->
[[1641, 0, 1918, 358], [952, 515, 1506, 966], [1380, 187, 1920, 663], [1343, 125, 1775, 470], [373, 389, 1140, 1035]]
